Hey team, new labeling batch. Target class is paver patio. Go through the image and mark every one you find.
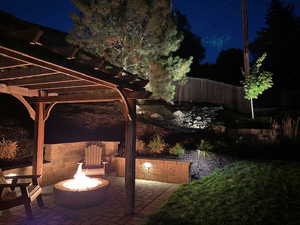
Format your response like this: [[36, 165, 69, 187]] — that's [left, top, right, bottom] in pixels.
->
[[0, 177, 179, 225]]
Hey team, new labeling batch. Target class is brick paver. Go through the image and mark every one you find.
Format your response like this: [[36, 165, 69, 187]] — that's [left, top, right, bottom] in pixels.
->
[[0, 177, 179, 225]]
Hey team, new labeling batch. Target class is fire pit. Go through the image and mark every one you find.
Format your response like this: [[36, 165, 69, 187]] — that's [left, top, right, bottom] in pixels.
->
[[54, 163, 110, 208]]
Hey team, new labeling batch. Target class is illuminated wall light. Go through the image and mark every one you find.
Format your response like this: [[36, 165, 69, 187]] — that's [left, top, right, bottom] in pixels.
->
[[143, 162, 152, 169], [6, 173, 17, 177], [5, 173, 17, 184], [143, 162, 152, 174]]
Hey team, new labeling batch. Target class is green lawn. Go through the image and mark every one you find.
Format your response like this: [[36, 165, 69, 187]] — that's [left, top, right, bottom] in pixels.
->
[[144, 161, 300, 225]]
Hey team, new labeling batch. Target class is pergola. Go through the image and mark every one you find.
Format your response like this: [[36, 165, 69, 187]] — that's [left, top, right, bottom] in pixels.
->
[[0, 12, 150, 215]]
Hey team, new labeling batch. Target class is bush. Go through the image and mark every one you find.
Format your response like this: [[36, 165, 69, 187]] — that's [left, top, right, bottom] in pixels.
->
[[0, 138, 18, 160], [169, 143, 185, 157], [197, 139, 214, 157], [198, 139, 214, 152], [144, 161, 300, 225], [147, 135, 166, 154], [136, 140, 151, 156], [138, 103, 174, 121]]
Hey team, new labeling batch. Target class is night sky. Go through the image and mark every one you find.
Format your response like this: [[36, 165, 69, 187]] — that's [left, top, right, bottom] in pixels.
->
[[1, 0, 299, 63]]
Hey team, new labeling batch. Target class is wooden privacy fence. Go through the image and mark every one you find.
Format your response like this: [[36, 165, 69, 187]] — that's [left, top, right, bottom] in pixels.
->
[[176, 78, 250, 113]]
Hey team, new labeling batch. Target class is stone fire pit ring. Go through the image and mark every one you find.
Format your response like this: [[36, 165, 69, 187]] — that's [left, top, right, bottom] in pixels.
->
[[54, 178, 110, 208]]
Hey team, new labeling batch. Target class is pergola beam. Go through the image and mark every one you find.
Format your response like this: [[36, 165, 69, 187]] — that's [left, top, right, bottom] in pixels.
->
[[0, 83, 39, 97], [45, 85, 109, 94], [31, 90, 150, 104], [22, 80, 93, 90]]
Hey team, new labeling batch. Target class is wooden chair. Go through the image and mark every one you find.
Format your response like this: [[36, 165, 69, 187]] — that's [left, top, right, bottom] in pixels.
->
[[0, 174, 44, 219], [82, 144, 108, 176]]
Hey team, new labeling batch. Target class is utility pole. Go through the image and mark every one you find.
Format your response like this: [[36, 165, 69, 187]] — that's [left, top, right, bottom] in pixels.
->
[[242, 0, 254, 119]]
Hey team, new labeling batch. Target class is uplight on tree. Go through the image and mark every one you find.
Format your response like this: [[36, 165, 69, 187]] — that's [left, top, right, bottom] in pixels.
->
[[67, 0, 192, 102], [241, 53, 273, 118]]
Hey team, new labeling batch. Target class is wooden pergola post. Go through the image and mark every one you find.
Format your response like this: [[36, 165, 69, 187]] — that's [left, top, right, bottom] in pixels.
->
[[32, 102, 45, 178], [124, 99, 136, 215]]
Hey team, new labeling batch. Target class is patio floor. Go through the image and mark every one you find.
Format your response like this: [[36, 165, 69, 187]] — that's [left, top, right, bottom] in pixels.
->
[[0, 177, 179, 225]]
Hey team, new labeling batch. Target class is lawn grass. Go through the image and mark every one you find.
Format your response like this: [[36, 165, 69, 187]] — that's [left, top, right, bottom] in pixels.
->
[[144, 161, 300, 225]]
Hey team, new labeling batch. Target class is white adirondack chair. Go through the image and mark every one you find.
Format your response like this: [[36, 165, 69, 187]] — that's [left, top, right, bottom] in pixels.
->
[[82, 145, 108, 176]]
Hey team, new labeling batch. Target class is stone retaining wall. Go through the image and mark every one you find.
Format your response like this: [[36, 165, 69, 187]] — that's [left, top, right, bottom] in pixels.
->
[[3, 141, 119, 186], [113, 157, 191, 184], [4, 142, 191, 185], [228, 128, 279, 143]]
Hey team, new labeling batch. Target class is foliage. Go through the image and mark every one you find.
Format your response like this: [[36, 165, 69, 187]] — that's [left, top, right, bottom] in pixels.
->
[[242, 53, 273, 100], [169, 143, 185, 157], [215, 48, 244, 85], [250, 0, 300, 89], [196, 138, 230, 157], [144, 161, 300, 225], [147, 135, 167, 154], [136, 139, 148, 156], [0, 138, 18, 160], [0, 122, 31, 140], [138, 103, 174, 121], [174, 10, 205, 76], [68, 0, 192, 102], [197, 139, 213, 157]]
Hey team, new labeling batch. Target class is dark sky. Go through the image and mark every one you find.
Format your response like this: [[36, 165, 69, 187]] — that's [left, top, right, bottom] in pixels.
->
[[1, 0, 299, 63]]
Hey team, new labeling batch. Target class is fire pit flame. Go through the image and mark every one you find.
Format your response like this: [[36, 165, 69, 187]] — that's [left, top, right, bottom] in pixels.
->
[[62, 163, 102, 191]]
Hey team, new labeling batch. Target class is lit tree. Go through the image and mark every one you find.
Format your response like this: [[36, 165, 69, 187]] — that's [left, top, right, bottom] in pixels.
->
[[242, 53, 273, 118], [67, 0, 192, 102]]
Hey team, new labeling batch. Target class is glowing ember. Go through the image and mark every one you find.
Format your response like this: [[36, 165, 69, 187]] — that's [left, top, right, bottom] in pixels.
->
[[62, 163, 102, 190]]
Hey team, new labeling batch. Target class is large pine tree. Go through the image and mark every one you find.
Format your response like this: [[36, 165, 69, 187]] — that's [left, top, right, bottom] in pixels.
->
[[67, 0, 192, 102], [174, 10, 205, 76], [250, 0, 300, 89]]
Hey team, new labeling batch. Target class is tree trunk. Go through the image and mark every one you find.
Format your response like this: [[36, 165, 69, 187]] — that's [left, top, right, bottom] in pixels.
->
[[242, 0, 254, 119]]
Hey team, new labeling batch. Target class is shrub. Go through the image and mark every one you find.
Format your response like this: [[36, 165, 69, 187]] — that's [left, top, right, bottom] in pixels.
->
[[147, 135, 166, 154], [169, 143, 185, 157], [0, 138, 18, 160], [138, 103, 174, 119], [136, 140, 149, 156], [197, 139, 214, 158], [198, 139, 214, 152]]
